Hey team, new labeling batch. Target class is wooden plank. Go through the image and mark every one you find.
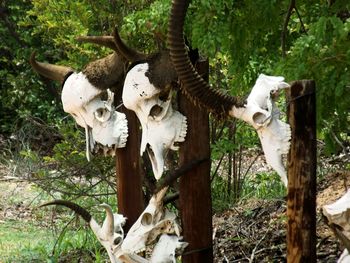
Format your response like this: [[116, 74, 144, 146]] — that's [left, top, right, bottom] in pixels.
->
[[287, 80, 317, 262], [179, 58, 213, 263], [115, 107, 144, 232]]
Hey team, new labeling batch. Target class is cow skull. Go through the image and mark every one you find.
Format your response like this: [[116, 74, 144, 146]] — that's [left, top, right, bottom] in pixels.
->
[[30, 52, 129, 160], [120, 187, 181, 256], [122, 63, 187, 180], [62, 72, 128, 160]]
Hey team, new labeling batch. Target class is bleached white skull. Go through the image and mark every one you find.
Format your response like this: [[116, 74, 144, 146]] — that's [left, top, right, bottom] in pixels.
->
[[39, 200, 127, 263], [122, 63, 187, 180], [87, 204, 127, 262], [29, 52, 129, 161], [150, 234, 189, 263], [323, 190, 350, 263], [120, 187, 181, 256], [62, 72, 128, 160], [230, 74, 291, 186]]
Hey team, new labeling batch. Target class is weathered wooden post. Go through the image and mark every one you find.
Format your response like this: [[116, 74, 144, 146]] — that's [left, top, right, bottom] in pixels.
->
[[287, 80, 317, 262], [116, 107, 144, 231], [179, 58, 213, 263]]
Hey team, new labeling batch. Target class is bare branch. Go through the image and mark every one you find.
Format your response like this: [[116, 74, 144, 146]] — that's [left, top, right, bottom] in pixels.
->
[[281, 0, 295, 58], [154, 158, 209, 193]]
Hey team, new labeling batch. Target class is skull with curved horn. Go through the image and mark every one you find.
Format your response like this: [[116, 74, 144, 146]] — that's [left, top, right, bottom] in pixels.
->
[[120, 187, 182, 258], [40, 195, 186, 263], [110, 28, 188, 180], [39, 200, 126, 263], [30, 50, 129, 161], [167, 0, 291, 186]]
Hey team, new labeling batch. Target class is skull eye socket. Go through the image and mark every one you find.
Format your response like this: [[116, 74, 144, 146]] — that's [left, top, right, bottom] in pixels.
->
[[94, 107, 111, 122], [113, 236, 123, 246], [252, 112, 268, 126], [141, 212, 153, 226], [96, 108, 105, 118], [150, 105, 163, 118]]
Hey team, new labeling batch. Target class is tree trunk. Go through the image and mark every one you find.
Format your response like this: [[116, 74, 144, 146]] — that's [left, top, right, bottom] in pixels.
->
[[115, 107, 144, 232], [287, 80, 317, 262], [179, 58, 213, 263]]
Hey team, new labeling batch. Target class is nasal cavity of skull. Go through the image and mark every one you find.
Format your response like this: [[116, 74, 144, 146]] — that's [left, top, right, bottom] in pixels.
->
[[146, 145, 157, 169], [150, 105, 163, 119], [141, 212, 153, 226], [252, 112, 268, 126]]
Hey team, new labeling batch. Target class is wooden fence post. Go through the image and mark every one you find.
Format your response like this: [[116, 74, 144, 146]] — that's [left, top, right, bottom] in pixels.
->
[[287, 80, 317, 262], [179, 58, 213, 263], [116, 107, 144, 232]]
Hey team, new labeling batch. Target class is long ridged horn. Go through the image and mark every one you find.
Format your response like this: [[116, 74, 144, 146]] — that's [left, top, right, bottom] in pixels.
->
[[167, 0, 244, 117], [30, 52, 74, 83], [76, 35, 118, 52], [39, 200, 92, 223], [113, 27, 148, 62]]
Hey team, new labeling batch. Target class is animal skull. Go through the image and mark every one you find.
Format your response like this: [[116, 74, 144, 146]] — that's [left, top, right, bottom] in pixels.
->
[[323, 190, 350, 263], [122, 63, 187, 180], [62, 72, 128, 160], [39, 200, 127, 263], [29, 51, 129, 161], [168, 2, 292, 186], [230, 74, 291, 186], [120, 187, 181, 256], [150, 234, 189, 263]]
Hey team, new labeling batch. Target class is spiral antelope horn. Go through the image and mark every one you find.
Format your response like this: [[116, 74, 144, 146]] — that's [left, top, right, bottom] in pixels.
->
[[167, 0, 244, 117], [30, 52, 74, 83]]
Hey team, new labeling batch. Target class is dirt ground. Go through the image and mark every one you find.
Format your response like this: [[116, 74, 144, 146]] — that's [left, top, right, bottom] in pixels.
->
[[1, 161, 350, 262], [212, 169, 350, 262]]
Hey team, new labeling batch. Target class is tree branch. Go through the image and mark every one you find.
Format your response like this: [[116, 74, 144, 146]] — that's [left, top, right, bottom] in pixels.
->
[[154, 157, 209, 193], [281, 0, 296, 58]]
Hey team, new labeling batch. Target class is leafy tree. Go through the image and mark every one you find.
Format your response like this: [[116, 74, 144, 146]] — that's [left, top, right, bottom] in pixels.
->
[[1, 0, 349, 205]]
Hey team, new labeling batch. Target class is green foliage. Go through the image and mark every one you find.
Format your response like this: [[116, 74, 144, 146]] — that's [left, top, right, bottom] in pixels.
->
[[277, 15, 350, 154], [241, 172, 286, 200], [1, 0, 349, 259]]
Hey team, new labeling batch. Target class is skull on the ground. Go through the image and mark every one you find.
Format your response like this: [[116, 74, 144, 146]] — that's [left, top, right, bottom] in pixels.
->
[[120, 187, 181, 256], [39, 200, 127, 263], [323, 189, 350, 263], [89, 204, 127, 260], [62, 72, 128, 160], [122, 63, 187, 180], [150, 234, 188, 263]]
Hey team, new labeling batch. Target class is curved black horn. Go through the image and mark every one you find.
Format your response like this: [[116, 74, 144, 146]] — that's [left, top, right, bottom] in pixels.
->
[[82, 52, 128, 91], [30, 52, 74, 83], [76, 34, 130, 91], [76, 35, 118, 52], [167, 0, 244, 117], [39, 200, 92, 223], [113, 27, 148, 62]]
